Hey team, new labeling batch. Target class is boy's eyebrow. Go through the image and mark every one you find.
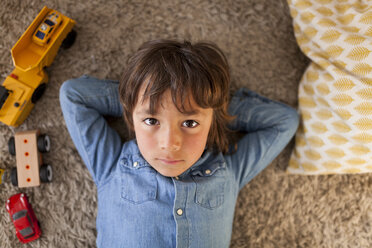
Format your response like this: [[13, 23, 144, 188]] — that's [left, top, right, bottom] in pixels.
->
[[136, 108, 201, 116]]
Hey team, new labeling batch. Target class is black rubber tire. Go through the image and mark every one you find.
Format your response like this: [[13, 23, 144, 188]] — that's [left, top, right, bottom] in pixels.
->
[[40, 164, 53, 183], [8, 136, 15, 155], [61, 29, 77, 49], [37, 134, 51, 153], [31, 83, 47, 104], [10, 167, 18, 187]]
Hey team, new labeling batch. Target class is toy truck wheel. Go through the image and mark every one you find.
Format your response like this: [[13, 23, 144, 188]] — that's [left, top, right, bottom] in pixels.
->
[[40, 164, 52, 183], [61, 29, 77, 49], [31, 83, 47, 104], [37, 134, 51, 153], [11, 168, 18, 187], [8, 137, 16, 155]]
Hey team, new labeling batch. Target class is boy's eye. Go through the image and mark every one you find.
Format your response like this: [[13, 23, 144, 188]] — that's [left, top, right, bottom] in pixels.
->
[[144, 118, 159, 126], [182, 120, 199, 128]]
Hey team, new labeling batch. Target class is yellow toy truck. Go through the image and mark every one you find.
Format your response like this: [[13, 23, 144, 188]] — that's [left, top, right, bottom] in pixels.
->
[[8, 130, 52, 188], [0, 6, 76, 127]]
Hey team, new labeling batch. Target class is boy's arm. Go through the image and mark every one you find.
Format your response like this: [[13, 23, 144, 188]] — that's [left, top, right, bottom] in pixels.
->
[[227, 88, 299, 189], [59, 75, 123, 187]]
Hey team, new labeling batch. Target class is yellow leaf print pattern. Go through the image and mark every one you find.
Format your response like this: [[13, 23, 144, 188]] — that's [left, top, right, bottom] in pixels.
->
[[317, 59, 332, 69], [303, 84, 315, 95], [344, 35, 366, 45], [331, 94, 353, 106], [322, 161, 342, 170], [360, 78, 372, 86], [333, 78, 355, 91], [316, 0, 332, 4], [328, 134, 348, 145], [306, 70, 319, 82], [317, 97, 330, 107], [311, 122, 328, 133], [321, 30, 342, 43], [359, 12, 372, 24], [349, 145, 370, 155], [302, 162, 319, 172], [316, 7, 334, 16], [352, 133, 372, 143], [356, 88, 372, 100], [354, 3, 368, 10], [365, 26, 372, 37], [332, 121, 351, 133], [323, 73, 334, 81], [318, 18, 337, 27], [347, 47, 371, 61], [351, 63, 372, 76], [354, 103, 372, 115], [334, 108, 352, 120], [325, 148, 345, 158], [335, 4, 351, 14], [315, 109, 333, 120], [353, 118, 372, 130], [301, 12, 316, 24], [326, 45, 344, 57], [342, 168, 362, 174], [305, 149, 322, 160], [304, 27, 318, 38], [316, 83, 330, 95], [295, 0, 313, 9], [346, 158, 366, 166], [288, 158, 300, 169], [342, 26, 360, 33], [307, 136, 325, 147], [301, 110, 312, 121], [299, 97, 317, 108], [287, 0, 372, 175], [337, 14, 355, 25]]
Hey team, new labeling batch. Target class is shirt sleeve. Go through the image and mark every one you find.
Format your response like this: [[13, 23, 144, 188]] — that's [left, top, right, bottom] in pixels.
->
[[59, 75, 123, 187], [226, 88, 299, 189]]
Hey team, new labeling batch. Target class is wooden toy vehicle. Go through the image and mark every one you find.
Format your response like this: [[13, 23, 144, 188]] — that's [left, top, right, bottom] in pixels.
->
[[6, 193, 41, 243], [0, 6, 76, 127], [8, 130, 52, 188]]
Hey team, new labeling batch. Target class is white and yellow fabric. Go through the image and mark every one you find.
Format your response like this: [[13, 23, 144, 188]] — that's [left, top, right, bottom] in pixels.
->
[[287, 0, 372, 174]]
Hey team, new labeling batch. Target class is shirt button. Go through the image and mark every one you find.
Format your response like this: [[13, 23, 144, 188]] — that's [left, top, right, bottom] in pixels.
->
[[133, 162, 138, 167], [205, 169, 211, 175], [176, 208, 183, 216]]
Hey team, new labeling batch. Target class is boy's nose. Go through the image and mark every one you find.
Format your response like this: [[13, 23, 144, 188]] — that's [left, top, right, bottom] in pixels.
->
[[159, 127, 182, 151]]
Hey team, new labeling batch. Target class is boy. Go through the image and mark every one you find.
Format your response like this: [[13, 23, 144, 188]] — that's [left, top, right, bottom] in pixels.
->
[[60, 39, 299, 248]]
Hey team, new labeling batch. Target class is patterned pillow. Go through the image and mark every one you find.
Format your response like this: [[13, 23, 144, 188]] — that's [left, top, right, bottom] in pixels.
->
[[287, 0, 372, 174]]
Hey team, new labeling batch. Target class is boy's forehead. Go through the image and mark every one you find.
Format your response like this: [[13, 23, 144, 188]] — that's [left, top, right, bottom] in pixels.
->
[[136, 89, 201, 115]]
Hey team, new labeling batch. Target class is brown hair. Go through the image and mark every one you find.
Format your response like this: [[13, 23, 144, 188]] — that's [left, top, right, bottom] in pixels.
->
[[119, 39, 234, 153]]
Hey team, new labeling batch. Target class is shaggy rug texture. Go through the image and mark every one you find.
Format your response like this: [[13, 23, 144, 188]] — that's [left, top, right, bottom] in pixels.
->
[[1, 0, 372, 247]]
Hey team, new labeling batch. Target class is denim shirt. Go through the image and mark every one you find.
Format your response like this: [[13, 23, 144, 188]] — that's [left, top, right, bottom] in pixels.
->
[[59, 75, 299, 248]]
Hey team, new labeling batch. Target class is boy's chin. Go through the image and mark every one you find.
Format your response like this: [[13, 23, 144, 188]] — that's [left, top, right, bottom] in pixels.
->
[[156, 169, 183, 178], [153, 166, 186, 178]]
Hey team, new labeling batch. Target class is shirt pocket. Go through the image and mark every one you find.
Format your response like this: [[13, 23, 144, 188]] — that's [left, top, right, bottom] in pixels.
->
[[120, 161, 157, 204], [191, 164, 227, 210]]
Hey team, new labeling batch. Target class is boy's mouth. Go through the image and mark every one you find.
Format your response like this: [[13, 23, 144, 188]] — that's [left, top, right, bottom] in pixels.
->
[[157, 158, 183, 165]]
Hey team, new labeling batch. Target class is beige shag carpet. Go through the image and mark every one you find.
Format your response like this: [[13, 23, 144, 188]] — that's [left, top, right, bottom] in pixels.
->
[[1, 0, 372, 247]]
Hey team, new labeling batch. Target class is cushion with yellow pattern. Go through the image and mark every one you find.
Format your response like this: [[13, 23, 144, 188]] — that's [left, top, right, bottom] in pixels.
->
[[287, 0, 372, 174]]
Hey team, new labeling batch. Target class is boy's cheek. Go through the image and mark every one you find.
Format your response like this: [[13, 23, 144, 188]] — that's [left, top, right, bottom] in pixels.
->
[[135, 130, 154, 151]]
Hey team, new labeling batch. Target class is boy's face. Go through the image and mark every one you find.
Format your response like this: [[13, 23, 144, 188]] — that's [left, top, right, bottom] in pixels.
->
[[132, 90, 213, 177]]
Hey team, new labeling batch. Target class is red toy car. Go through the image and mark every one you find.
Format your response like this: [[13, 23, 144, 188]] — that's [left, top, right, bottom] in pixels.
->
[[6, 193, 41, 243]]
